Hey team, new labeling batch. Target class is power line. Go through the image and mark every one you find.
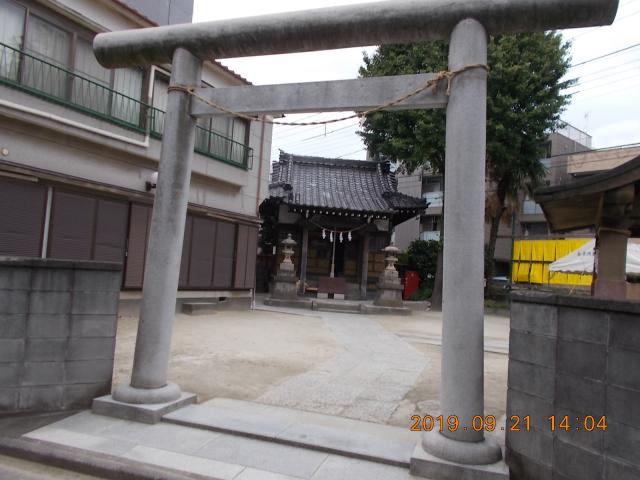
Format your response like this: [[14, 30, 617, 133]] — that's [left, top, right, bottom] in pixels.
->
[[275, 122, 360, 148], [566, 57, 640, 85], [570, 42, 640, 68], [567, 70, 640, 93], [336, 148, 367, 159], [568, 75, 640, 96], [277, 132, 362, 155]]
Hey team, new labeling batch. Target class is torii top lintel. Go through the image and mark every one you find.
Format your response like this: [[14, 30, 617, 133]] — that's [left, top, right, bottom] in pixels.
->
[[94, 0, 618, 69]]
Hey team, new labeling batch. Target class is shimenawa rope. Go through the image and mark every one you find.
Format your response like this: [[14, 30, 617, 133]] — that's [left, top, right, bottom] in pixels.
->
[[167, 63, 488, 127]]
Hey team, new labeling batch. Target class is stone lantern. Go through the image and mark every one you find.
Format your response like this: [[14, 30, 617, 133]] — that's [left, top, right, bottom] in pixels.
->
[[373, 243, 404, 307], [272, 234, 299, 299]]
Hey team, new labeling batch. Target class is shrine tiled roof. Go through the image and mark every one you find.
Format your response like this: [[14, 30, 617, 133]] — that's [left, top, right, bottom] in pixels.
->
[[268, 152, 427, 216]]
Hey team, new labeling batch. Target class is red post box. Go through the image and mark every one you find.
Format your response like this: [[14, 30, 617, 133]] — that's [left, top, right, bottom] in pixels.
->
[[403, 270, 420, 300]]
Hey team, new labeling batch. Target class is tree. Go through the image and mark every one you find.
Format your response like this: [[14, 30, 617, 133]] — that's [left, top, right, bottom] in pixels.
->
[[359, 33, 574, 284], [407, 239, 441, 289]]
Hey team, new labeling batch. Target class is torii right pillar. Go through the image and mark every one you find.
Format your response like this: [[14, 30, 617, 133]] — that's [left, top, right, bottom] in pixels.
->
[[411, 19, 506, 479]]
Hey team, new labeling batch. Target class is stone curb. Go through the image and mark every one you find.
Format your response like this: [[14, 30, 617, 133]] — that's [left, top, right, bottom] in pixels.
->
[[0, 436, 220, 480]]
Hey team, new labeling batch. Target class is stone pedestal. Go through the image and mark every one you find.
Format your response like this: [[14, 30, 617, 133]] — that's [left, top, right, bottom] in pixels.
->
[[374, 243, 404, 307], [271, 234, 299, 300]]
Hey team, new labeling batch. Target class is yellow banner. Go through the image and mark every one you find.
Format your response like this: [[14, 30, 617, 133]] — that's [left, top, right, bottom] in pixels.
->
[[511, 238, 593, 286]]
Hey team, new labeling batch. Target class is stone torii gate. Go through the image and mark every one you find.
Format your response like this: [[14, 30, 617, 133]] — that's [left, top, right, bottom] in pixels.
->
[[92, 0, 617, 477]]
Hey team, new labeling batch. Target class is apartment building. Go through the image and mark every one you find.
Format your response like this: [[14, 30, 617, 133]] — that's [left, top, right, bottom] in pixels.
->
[[394, 124, 593, 275], [0, 0, 272, 305]]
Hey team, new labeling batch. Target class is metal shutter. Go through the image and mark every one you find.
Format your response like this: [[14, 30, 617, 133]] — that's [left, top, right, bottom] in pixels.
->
[[48, 190, 96, 260], [93, 198, 128, 263], [244, 226, 258, 288], [234, 225, 249, 288], [0, 178, 46, 257], [213, 221, 236, 288], [178, 215, 193, 288], [188, 216, 216, 288], [124, 203, 152, 288]]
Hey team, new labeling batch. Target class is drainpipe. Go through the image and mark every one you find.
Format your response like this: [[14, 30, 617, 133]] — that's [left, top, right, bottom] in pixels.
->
[[255, 117, 267, 216]]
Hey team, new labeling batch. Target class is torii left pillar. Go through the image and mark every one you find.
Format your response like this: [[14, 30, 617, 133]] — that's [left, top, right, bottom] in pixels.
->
[[94, 48, 202, 420]]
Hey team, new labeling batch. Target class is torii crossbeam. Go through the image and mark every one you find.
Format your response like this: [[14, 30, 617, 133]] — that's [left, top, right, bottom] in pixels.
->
[[92, 0, 618, 477]]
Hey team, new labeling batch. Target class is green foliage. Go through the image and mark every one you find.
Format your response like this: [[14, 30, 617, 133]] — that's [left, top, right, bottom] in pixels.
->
[[360, 42, 448, 174], [486, 33, 573, 200], [360, 33, 574, 276], [397, 251, 410, 265], [406, 239, 441, 288], [359, 32, 574, 185], [409, 285, 432, 301]]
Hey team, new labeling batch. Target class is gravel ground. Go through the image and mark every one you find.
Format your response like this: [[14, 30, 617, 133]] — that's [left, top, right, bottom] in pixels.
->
[[112, 305, 509, 429]]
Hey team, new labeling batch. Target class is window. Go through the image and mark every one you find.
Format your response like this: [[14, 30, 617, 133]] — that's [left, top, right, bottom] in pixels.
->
[[0, 0, 146, 128], [149, 74, 251, 167], [111, 67, 143, 124], [423, 191, 443, 207], [73, 37, 111, 113], [151, 73, 169, 133], [23, 15, 71, 98], [522, 197, 543, 215], [0, 0, 25, 80], [423, 215, 440, 232]]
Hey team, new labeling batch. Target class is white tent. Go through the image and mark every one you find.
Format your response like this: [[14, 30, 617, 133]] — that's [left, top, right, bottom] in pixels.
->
[[549, 239, 640, 274]]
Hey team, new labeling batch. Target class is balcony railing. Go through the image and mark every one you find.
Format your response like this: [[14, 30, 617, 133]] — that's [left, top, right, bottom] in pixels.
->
[[420, 231, 441, 242], [0, 42, 252, 170], [0, 41, 147, 132], [423, 191, 444, 207], [150, 108, 251, 169], [522, 199, 544, 215]]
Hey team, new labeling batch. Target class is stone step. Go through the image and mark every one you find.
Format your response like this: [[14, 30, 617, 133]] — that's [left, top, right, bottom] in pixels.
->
[[312, 301, 362, 314], [163, 397, 418, 468], [181, 302, 219, 315]]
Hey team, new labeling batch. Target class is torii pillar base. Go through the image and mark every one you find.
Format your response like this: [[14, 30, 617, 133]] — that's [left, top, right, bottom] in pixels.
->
[[93, 388, 196, 424], [410, 437, 508, 480]]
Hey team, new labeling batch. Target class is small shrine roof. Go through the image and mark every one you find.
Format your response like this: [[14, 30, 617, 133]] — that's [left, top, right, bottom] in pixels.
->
[[268, 152, 426, 219]]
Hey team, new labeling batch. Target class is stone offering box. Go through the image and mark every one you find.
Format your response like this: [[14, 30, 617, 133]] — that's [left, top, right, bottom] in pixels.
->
[[0, 257, 122, 414]]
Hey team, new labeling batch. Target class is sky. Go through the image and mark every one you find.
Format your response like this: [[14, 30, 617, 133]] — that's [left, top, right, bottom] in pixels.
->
[[193, 0, 640, 162]]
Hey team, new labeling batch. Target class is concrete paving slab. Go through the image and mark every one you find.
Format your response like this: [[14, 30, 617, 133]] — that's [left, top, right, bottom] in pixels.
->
[[122, 445, 243, 479], [39, 410, 126, 436], [0, 434, 224, 480], [311, 455, 422, 480], [194, 435, 328, 479], [99, 419, 220, 455], [165, 403, 295, 439], [0, 454, 100, 480], [24, 427, 135, 457], [234, 468, 301, 480], [277, 421, 414, 466], [163, 398, 418, 467], [257, 312, 426, 423]]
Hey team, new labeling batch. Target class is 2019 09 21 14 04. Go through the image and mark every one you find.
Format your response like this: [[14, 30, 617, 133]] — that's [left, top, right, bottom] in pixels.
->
[[410, 415, 608, 432]]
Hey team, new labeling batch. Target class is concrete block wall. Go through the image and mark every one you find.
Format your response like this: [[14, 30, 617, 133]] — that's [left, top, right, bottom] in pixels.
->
[[0, 257, 121, 414], [507, 293, 640, 480]]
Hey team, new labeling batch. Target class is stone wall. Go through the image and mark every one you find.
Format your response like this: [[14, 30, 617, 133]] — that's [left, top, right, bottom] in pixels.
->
[[507, 293, 640, 479], [0, 258, 121, 414]]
